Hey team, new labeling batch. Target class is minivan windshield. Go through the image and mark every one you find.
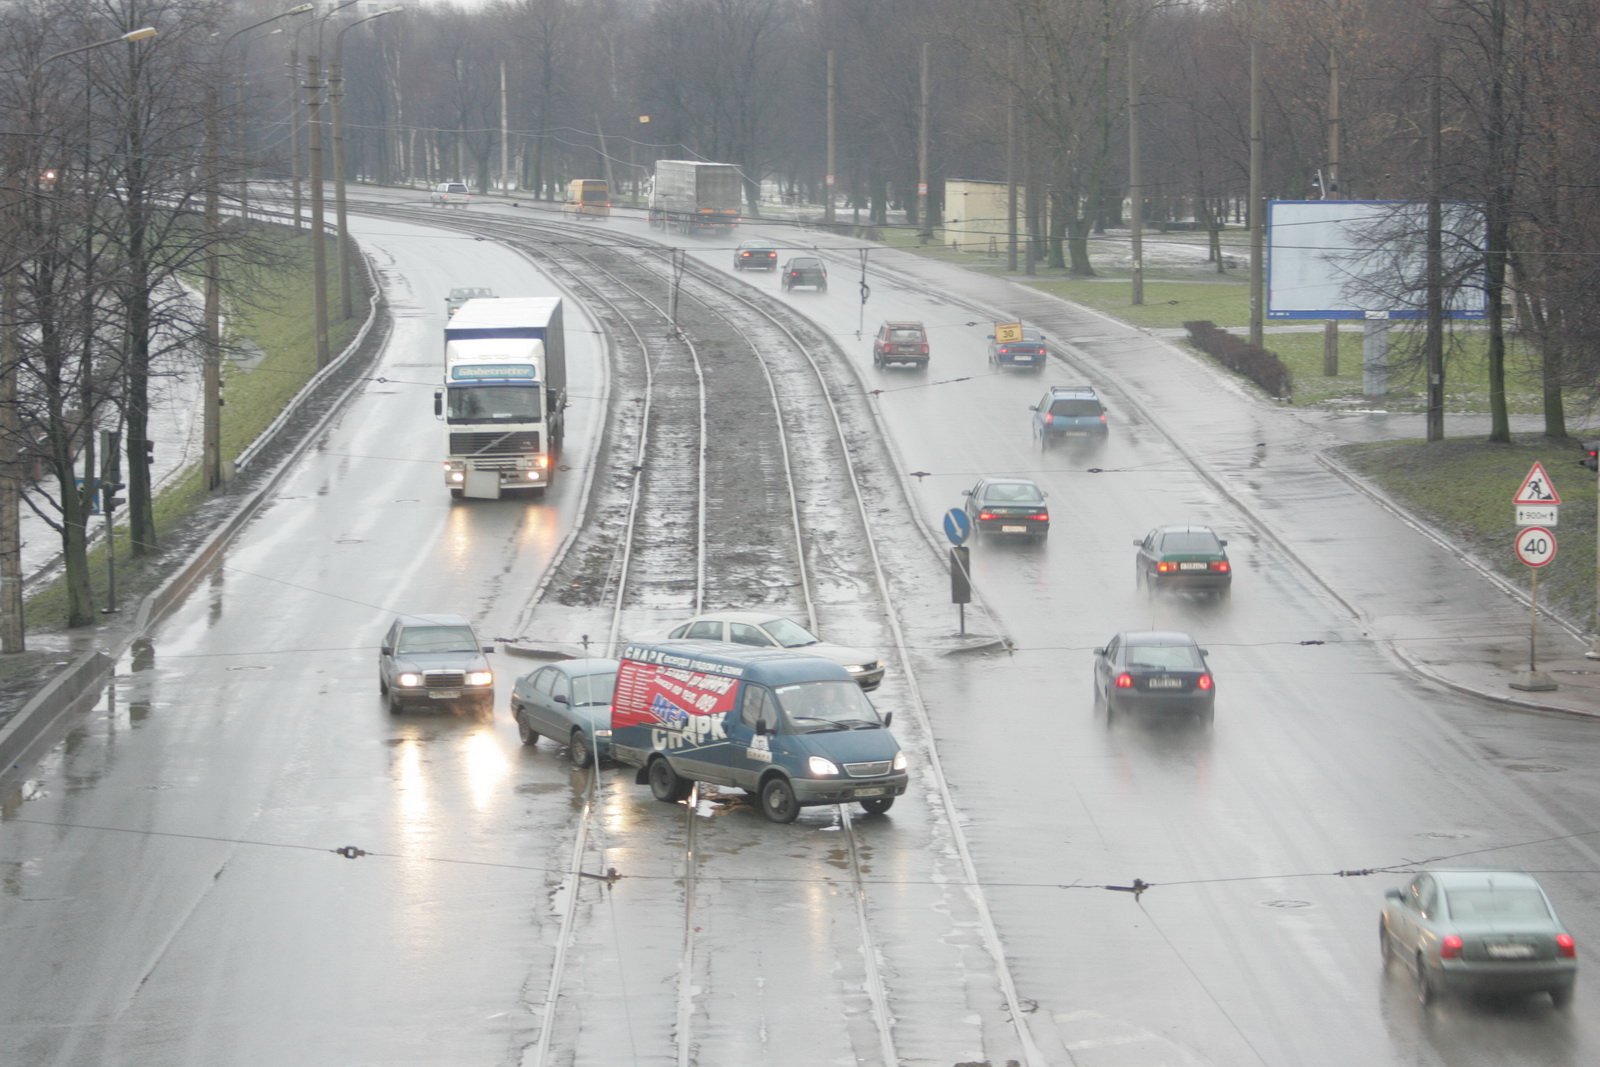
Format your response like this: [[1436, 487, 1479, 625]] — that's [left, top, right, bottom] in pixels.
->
[[775, 680, 881, 729]]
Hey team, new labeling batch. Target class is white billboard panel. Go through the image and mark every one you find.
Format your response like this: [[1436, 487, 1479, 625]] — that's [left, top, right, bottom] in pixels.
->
[[1266, 200, 1487, 320]]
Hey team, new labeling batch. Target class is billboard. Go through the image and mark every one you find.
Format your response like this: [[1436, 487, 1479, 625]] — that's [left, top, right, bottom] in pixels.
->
[[1266, 200, 1487, 320]]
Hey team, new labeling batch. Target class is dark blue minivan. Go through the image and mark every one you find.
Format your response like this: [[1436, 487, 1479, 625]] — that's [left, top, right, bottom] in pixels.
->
[[610, 641, 909, 823]]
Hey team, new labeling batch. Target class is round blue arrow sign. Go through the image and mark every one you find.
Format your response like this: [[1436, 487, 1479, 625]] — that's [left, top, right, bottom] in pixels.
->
[[943, 507, 972, 546]]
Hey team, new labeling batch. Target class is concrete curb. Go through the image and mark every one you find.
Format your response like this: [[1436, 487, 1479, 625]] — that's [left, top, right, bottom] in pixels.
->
[[0, 650, 111, 776]]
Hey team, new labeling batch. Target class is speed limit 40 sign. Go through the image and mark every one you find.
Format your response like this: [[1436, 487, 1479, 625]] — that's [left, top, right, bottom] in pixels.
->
[[1514, 526, 1557, 568]]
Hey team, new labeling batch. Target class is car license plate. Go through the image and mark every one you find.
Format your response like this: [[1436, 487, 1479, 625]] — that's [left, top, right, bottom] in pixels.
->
[[1487, 943, 1534, 959], [430, 689, 461, 700], [1013, 356, 1034, 362], [1146, 677, 1183, 689], [1179, 562, 1208, 570], [854, 787, 887, 797], [1002, 525, 1028, 533]]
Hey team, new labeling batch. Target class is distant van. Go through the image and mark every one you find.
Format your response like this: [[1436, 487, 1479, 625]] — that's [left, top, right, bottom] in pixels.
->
[[610, 641, 908, 823], [564, 178, 610, 219]]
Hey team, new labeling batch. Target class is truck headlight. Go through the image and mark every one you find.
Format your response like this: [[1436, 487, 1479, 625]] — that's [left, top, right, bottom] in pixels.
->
[[807, 756, 840, 777], [892, 751, 908, 771], [397, 672, 422, 688], [466, 671, 493, 687]]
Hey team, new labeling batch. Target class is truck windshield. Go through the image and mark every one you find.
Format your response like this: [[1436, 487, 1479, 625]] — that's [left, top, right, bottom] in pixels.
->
[[446, 384, 542, 422], [774, 681, 881, 730]]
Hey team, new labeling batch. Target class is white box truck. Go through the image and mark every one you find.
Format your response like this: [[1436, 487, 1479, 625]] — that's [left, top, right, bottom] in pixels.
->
[[436, 297, 566, 499], [648, 160, 741, 234]]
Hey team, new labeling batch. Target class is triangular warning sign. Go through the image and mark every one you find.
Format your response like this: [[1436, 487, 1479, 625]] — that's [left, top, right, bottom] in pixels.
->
[[1513, 461, 1562, 505]]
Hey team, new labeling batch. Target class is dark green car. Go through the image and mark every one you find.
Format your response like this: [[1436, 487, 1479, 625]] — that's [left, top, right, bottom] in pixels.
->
[[1135, 524, 1231, 597]]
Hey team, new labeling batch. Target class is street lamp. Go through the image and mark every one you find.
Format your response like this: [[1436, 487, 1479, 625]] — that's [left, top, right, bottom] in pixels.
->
[[203, 4, 312, 492], [1, 25, 157, 652], [332, 7, 403, 322], [307, 0, 362, 369]]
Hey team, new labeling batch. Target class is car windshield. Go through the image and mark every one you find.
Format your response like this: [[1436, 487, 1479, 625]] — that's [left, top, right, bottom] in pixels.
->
[[1049, 398, 1101, 416], [1445, 886, 1552, 920], [761, 617, 819, 648], [397, 625, 478, 654], [983, 482, 1043, 504], [775, 680, 881, 729], [1161, 532, 1223, 553], [1125, 643, 1204, 670], [572, 671, 618, 707]]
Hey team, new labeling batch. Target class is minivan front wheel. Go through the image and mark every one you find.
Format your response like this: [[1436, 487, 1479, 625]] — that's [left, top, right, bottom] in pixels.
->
[[859, 797, 894, 816], [760, 776, 800, 823]]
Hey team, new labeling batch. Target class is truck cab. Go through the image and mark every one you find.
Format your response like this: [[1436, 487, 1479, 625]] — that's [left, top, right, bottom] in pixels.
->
[[610, 641, 908, 823]]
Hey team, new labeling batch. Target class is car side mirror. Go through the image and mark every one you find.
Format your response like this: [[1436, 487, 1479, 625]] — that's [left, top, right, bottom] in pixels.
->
[[554, 693, 569, 705], [1029, 405, 1039, 412], [755, 719, 771, 735], [961, 489, 972, 496], [1219, 539, 1229, 547], [433, 391, 443, 417], [1385, 888, 1403, 902], [1093, 647, 1105, 656], [1199, 648, 1209, 657], [882, 710, 893, 727], [482, 646, 495, 654], [380, 645, 393, 656]]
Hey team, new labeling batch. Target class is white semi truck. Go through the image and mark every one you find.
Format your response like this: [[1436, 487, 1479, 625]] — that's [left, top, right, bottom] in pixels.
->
[[436, 296, 566, 499], [648, 159, 741, 234]]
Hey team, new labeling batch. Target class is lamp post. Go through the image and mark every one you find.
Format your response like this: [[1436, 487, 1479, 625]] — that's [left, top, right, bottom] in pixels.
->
[[307, 0, 361, 370], [204, 5, 312, 492], [331, 7, 402, 323], [1, 25, 156, 652]]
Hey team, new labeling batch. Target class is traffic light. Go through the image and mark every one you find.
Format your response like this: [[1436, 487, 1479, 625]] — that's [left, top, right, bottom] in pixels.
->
[[143, 438, 154, 466], [101, 480, 126, 513]]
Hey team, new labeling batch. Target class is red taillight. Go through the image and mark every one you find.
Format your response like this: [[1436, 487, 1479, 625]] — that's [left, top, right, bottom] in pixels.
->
[[1029, 512, 1049, 521], [1044, 413, 1054, 426], [1115, 673, 1134, 689], [1196, 673, 1213, 691], [920, 344, 928, 354], [1440, 935, 1464, 959], [1557, 933, 1576, 958], [1099, 414, 1107, 424], [978, 511, 996, 521], [1157, 561, 1176, 573], [1212, 560, 1230, 573], [999, 346, 1009, 355], [741, 252, 750, 258]]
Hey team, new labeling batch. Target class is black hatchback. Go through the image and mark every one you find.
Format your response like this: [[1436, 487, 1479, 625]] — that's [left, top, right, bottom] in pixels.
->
[[780, 256, 828, 291]]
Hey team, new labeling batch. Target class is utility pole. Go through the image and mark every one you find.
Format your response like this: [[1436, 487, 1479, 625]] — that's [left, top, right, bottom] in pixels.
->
[[1327, 45, 1341, 200], [917, 41, 930, 242], [825, 50, 836, 225], [1424, 36, 1444, 443], [307, 52, 330, 368], [1006, 38, 1017, 271], [1128, 32, 1143, 306], [500, 62, 509, 196], [1248, 25, 1264, 348], [332, 7, 399, 325]]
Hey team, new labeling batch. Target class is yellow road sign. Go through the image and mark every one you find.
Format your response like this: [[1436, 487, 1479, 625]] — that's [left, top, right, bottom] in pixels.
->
[[994, 321, 1023, 343]]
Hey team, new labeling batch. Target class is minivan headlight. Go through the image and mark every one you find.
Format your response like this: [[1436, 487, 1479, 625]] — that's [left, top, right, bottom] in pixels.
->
[[807, 756, 840, 777]]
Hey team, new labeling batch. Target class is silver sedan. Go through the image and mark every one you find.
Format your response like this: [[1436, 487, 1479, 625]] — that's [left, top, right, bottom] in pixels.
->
[[1381, 869, 1577, 1008]]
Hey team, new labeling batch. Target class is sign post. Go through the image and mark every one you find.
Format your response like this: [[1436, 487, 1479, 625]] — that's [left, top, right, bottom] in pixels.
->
[[944, 508, 972, 635], [1510, 522, 1558, 692]]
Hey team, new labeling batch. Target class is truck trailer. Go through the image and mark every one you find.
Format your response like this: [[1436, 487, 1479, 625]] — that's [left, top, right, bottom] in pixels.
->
[[436, 297, 566, 499], [648, 160, 741, 234]]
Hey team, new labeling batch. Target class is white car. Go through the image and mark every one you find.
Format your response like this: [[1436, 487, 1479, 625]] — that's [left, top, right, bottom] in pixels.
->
[[666, 611, 885, 690], [430, 181, 471, 208]]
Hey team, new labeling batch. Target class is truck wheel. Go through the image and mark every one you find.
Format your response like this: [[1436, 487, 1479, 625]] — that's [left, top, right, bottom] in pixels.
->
[[450, 488, 463, 500], [649, 758, 692, 803], [859, 797, 894, 816], [760, 776, 800, 823]]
